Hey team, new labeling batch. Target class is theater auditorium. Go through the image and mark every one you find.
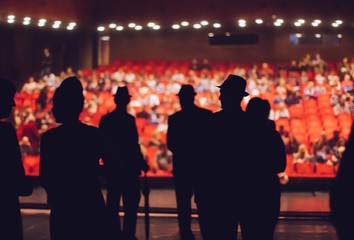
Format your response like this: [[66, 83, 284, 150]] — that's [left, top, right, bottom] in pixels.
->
[[1, 0, 354, 239]]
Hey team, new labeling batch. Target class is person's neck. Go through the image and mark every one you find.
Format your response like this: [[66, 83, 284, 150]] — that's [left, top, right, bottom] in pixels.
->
[[62, 119, 80, 125], [182, 104, 195, 110]]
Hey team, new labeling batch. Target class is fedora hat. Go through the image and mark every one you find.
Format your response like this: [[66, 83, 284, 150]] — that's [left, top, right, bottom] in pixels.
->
[[177, 84, 196, 97], [114, 86, 132, 99], [217, 74, 249, 96]]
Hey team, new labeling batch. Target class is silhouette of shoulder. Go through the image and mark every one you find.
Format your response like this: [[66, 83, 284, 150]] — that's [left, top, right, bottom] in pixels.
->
[[100, 110, 135, 122], [169, 106, 212, 119], [0, 121, 16, 134]]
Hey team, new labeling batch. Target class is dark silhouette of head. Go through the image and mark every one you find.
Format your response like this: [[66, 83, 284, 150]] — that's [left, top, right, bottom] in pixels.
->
[[114, 86, 131, 107], [246, 97, 271, 120], [217, 74, 249, 110], [0, 77, 17, 119], [177, 84, 196, 109], [52, 76, 84, 123]]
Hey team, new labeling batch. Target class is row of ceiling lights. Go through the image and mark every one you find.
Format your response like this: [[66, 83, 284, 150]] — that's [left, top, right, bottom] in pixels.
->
[[0, 14, 77, 30], [0, 14, 345, 32], [97, 18, 345, 32]]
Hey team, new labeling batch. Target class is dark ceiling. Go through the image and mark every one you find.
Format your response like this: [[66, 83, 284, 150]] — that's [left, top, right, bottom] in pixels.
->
[[1, 0, 354, 29]]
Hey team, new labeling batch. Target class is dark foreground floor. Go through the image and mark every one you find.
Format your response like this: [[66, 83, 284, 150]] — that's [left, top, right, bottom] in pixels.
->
[[22, 209, 338, 240]]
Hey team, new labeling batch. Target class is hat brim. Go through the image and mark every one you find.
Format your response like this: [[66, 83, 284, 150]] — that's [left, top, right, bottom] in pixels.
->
[[176, 93, 196, 96], [113, 94, 132, 97], [216, 85, 249, 96]]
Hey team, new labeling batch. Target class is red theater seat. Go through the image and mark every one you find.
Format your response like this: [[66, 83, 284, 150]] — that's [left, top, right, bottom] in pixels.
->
[[294, 162, 315, 175], [316, 163, 335, 175], [23, 155, 40, 177]]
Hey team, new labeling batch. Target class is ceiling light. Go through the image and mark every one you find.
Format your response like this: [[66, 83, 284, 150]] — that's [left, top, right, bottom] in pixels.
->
[[109, 23, 117, 29], [152, 25, 160, 30], [193, 23, 201, 29], [134, 25, 143, 30], [172, 24, 180, 29], [213, 23, 221, 28], [116, 26, 124, 31], [128, 23, 136, 28], [147, 22, 155, 27], [97, 26, 105, 31], [181, 21, 189, 27], [255, 19, 263, 24]]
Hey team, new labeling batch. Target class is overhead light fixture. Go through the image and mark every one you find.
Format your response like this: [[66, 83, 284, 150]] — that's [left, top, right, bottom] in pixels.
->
[[172, 24, 180, 29], [116, 26, 124, 31], [255, 19, 263, 24], [97, 26, 105, 31], [181, 21, 189, 27], [213, 23, 221, 28]]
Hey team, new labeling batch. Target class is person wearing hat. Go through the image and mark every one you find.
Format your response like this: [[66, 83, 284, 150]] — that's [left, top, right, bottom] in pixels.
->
[[196, 74, 251, 239], [99, 85, 149, 240], [39, 76, 113, 240], [167, 84, 212, 240], [0, 77, 32, 240]]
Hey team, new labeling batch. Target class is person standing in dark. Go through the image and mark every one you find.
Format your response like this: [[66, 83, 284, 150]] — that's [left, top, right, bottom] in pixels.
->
[[39, 76, 112, 240], [167, 84, 212, 240], [244, 97, 287, 240], [330, 122, 354, 240], [40, 47, 53, 79], [0, 78, 32, 240], [196, 74, 250, 240], [99, 86, 149, 240]]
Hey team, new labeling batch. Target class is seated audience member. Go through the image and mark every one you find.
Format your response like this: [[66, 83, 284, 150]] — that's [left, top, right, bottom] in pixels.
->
[[273, 102, 291, 120], [285, 135, 301, 154], [328, 130, 341, 149], [278, 125, 290, 142], [312, 53, 327, 74], [333, 97, 351, 116], [21, 76, 38, 94], [19, 136, 33, 156], [293, 143, 313, 165], [199, 58, 212, 71], [303, 81, 318, 100], [189, 58, 200, 71], [155, 143, 173, 173], [284, 85, 301, 106]]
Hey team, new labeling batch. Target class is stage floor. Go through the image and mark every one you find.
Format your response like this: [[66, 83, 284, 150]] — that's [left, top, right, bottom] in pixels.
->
[[21, 210, 338, 240], [20, 187, 331, 214], [18, 187, 339, 240]]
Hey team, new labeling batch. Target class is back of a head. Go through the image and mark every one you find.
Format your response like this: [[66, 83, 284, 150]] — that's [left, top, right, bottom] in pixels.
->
[[0, 77, 16, 97], [177, 84, 196, 107], [52, 76, 84, 121], [0, 78, 17, 119], [113, 86, 131, 106], [246, 97, 271, 120]]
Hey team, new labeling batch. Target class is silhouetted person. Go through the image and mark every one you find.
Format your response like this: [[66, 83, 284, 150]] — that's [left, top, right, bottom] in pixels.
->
[[196, 74, 250, 240], [244, 97, 287, 240], [99, 86, 149, 240], [330, 122, 354, 240], [40, 47, 53, 79], [39, 76, 112, 240], [167, 84, 212, 240], [0, 78, 32, 240]]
